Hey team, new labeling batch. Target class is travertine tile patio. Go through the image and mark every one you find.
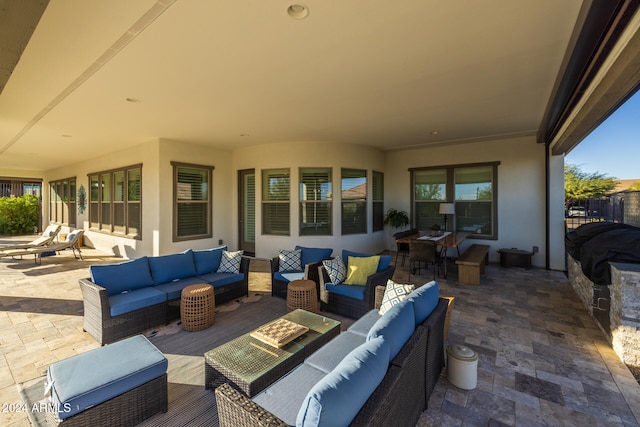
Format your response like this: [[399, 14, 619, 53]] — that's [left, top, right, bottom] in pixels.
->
[[0, 238, 638, 426]]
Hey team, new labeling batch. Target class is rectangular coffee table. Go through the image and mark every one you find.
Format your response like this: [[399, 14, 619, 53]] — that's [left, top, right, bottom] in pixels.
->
[[204, 309, 340, 397]]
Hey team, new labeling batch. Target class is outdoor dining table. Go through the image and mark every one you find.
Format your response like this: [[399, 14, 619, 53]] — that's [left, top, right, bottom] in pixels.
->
[[396, 231, 472, 278]]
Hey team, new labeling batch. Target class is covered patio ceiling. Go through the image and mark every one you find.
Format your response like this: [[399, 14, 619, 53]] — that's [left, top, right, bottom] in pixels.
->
[[0, 0, 638, 173]]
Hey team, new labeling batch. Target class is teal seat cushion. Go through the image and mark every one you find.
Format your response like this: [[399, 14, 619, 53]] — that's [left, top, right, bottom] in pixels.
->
[[108, 287, 167, 317], [155, 277, 208, 300], [295, 246, 333, 266], [347, 309, 381, 337], [90, 257, 154, 296], [193, 246, 226, 275], [296, 336, 390, 427], [196, 272, 244, 288], [325, 283, 365, 300], [407, 280, 440, 325], [148, 250, 197, 285], [274, 271, 304, 283], [252, 364, 327, 426], [46, 335, 167, 420], [342, 250, 392, 272], [367, 299, 415, 361], [304, 331, 366, 373]]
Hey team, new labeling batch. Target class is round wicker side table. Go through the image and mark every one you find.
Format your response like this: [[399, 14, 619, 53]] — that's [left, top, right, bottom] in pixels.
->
[[287, 279, 318, 313], [181, 284, 215, 331]]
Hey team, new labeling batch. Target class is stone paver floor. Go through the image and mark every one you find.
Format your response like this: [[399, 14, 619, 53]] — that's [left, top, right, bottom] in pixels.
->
[[0, 238, 638, 426]]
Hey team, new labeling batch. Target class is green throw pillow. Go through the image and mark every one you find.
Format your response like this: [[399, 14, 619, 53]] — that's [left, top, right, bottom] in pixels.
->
[[343, 256, 380, 285]]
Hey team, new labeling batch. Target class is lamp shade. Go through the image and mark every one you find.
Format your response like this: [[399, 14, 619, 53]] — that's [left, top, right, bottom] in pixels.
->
[[439, 203, 455, 215]]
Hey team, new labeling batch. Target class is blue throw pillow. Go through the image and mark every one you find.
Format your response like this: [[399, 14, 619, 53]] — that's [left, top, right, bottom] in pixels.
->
[[367, 299, 415, 361], [407, 280, 439, 324], [295, 246, 333, 266], [296, 337, 390, 427], [193, 246, 226, 275], [148, 250, 197, 285], [342, 250, 392, 272], [90, 257, 154, 296]]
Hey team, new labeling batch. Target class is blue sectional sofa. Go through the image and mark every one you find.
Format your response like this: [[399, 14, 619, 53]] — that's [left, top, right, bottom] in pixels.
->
[[79, 246, 249, 345], [270, 246, 333, 299], [215, 281, 447, 427], [319, 250, 395, 319]]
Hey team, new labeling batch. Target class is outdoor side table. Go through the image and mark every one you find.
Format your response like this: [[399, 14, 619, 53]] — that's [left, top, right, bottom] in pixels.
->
[[181, 284, 215, 331], [287, 279, 318, 313]]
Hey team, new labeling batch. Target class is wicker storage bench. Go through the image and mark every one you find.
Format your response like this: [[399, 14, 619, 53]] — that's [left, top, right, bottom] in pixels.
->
[[45, 335, 168, 426]]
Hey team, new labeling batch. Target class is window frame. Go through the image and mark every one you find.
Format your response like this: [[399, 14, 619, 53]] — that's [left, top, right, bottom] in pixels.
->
[[172, 162, 214, 242], [88, 164, 142, 239], [299, 167, 333, 236], [372, 170, 384, 232], [49, 177, 76, 227], [410, 162, 499, 239], [341, 168, 367, 235], [262, 168, 291, 236]]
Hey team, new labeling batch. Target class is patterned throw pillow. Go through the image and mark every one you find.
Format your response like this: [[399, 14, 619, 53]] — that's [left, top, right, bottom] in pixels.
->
[[278, 249, 302, 272], [343, 256, 380, 285], [217, 250, 243, 273], [322, 256, 346, 285], [379, 279, 415, 315]]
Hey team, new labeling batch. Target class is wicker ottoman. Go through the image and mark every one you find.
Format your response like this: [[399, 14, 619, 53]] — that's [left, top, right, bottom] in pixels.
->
[[181, 283, 215, 331], [287, 279, 318, 313], [45, 335, 168, 426]]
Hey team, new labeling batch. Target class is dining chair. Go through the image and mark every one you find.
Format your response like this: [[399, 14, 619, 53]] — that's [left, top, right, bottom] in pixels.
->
[[408, 239, 439, 282]]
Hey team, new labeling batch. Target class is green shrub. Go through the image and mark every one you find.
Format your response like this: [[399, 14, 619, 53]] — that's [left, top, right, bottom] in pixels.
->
[[0, 195, 40, 236]]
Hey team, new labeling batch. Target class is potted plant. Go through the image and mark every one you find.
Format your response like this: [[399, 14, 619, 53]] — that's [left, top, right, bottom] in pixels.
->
[[383, 208, 410, 229]]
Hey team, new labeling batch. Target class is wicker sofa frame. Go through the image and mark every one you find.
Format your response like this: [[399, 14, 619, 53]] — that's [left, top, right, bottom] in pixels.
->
[[45, 373, 167, 426], [215, 297, 449, 426], [269, 257, 324, 299], [80, 256, 250, 345], [318, 264, 395, 319]]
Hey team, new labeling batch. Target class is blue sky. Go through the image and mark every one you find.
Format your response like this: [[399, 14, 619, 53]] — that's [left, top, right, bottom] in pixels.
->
[[565, 91, 640, 180]]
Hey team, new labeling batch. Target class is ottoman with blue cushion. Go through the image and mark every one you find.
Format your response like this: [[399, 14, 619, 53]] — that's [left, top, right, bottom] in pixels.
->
[[45, 335, 168, 426]]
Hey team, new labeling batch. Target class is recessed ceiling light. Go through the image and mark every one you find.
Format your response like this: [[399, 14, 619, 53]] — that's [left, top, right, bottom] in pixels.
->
[[240, 134, 250, 137], [287, 4, 309, 19], [430, 130, 439, 135], [62, 134, 72, 138], [125, 98, 140, 103]]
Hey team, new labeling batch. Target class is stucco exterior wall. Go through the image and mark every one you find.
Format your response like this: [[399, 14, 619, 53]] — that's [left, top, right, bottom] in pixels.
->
[[233, 142, 387, 259], [43, 139, 234, 258], [385, 136, 565, 269]]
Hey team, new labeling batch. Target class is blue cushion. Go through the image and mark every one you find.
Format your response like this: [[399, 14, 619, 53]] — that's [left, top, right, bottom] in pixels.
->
[[347, 309, 381, 337], [90, 257, 154, 296], [196, 272, 244, 288], [274, 271, 304, 283], [108, 287, 167, 317], [367, 299, 415, 361], [407, 280, 440, 325], [296, 336, 390, 427], [341, 250, 392, 272], [193, 246, 226, 275], [154, 277, 207, 300], [295, 246, 333, 266], [304, 331, 366, 373], [47, 335, 167, 420], [324, 283, 365, 300], [252, 364, 327, 426], [148, 250, 197, 285]]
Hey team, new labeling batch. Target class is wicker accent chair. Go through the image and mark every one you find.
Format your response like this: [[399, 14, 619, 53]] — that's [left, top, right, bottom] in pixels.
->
[[319, 252, 395, 319], [408, 239, 439, 282]]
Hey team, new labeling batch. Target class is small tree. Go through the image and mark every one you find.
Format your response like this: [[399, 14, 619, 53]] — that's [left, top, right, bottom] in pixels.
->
[[0, 194, 40, 235], [564, 164, 618, 206]]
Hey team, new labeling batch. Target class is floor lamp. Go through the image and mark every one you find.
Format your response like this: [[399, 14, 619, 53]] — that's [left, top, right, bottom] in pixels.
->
[[439, 203, 455, 232]]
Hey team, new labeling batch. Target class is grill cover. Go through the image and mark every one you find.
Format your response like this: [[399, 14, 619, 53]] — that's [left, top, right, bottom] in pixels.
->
[[578, 227, 640, 285], [565, 222, 637, 261]]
